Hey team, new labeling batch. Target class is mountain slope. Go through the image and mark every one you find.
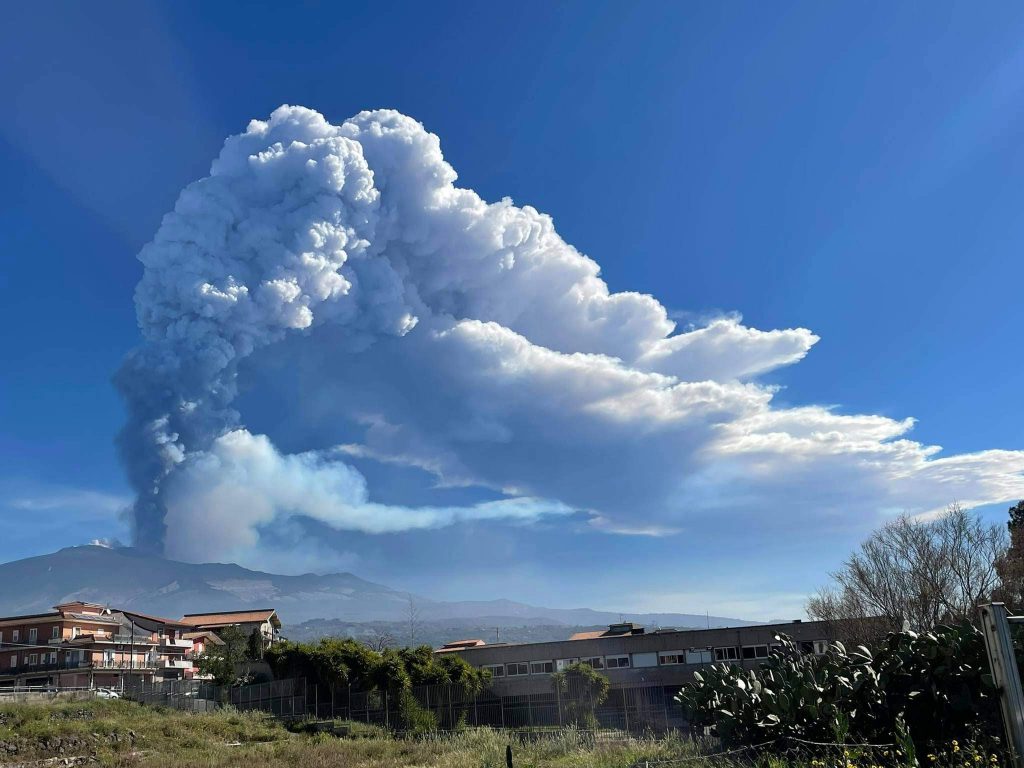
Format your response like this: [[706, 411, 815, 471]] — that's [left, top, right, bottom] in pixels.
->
[[0, 546, 757, 630]]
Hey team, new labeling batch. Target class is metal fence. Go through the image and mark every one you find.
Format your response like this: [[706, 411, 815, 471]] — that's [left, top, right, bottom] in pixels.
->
[[121, 676, 683, 733], [312, 681, 683, 733], [122, 677, 307, 716]]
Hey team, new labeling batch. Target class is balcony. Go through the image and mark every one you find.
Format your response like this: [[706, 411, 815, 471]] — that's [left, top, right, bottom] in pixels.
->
[[159, 638, 192, 650], [0, 659, 160, 678], [96, 635, 158, 646], [0, 660, 90, 677], [162, 659, 192, 670], [92, 660, 159, 671]]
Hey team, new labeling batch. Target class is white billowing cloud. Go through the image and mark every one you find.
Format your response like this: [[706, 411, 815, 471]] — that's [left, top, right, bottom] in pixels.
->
[[117, 105, 1024, 565], [161, 429, 572, 565], [636, 317, 819, 381]]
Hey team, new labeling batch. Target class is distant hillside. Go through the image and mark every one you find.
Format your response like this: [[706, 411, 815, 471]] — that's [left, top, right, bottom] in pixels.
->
[[283, 618, 613, 648], [0, 546, 758, 631]]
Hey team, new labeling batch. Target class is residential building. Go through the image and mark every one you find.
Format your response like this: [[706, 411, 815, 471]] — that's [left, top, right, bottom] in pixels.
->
[[117, 610, 199, 681], [0, 603, 277, 688], [436, 619, 835, 696], [181, 609, 282, 650], [0, 602, 170, 688]]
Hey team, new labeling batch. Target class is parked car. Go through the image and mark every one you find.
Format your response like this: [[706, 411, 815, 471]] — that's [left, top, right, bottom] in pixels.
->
[[94, 688, 120, 699]]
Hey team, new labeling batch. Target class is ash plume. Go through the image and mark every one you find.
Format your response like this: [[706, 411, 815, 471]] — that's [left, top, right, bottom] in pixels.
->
[[116, 106, 1024, 563]]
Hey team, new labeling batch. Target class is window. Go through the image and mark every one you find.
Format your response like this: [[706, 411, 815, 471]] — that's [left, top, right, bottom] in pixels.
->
[[530, 661, 554, 674], [582, 656, 604, 669], [606, 655, 630, 669], [686, 649, 713, 664], [0, 630, 4, 644], [28, 628, 37, 643], [49, 652, 57, 665], [12, 630, 19, 642], [813, 640, 829, 655], [506, 662, 529, 676], [483, 664, 504, 678], [9, 655, 16, 668], [555, 658, 580, 671], [742, 645, 769, 660], [631, 652, 658, 668], [659, 651, 686, 665], [714, 646, 738, 662], [29, 653, 38, 665], [52, 626, 60, 639], [72, 627, 81, 638]]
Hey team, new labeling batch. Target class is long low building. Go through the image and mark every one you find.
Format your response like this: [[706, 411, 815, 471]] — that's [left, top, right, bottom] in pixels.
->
[[436, 619, 834, 695]]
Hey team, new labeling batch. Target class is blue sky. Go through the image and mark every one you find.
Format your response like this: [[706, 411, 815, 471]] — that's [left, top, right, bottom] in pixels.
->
[[1, 2, 1023, 620]]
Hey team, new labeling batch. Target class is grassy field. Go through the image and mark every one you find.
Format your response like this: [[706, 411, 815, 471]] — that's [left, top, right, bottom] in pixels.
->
[[0, 698, 718, 768]]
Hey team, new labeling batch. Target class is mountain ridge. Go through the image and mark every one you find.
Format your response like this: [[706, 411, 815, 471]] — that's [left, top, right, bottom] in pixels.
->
[[0, 545, 759, 633]]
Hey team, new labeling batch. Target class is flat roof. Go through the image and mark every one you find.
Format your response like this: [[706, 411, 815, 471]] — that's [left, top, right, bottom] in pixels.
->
[[436, 619, 830, 654]]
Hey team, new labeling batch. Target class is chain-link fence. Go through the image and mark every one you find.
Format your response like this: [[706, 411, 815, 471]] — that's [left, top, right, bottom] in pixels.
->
[[122, 676, 682, 732], [122, 677, 307, 716], [309, 680, 684, 733]]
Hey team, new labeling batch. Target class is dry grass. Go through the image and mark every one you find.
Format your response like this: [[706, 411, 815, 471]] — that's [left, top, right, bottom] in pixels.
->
[[0, 699, 717, 768]]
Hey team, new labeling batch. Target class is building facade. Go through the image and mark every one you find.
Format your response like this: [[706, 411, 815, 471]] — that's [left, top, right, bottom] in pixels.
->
[[0, 603, 278, 688], [181, 610, 281, 649], [437, 620, 835, 696]]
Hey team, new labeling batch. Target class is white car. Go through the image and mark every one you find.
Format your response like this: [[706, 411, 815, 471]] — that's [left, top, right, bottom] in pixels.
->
[[94, 688, 120, 699]]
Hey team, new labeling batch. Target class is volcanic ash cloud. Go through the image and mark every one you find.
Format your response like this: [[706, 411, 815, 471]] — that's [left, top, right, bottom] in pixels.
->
[[115, 105, 1024, 564]]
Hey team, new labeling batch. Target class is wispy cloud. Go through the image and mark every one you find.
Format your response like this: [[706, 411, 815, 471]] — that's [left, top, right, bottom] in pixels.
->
[[7, 487, 130, 517]]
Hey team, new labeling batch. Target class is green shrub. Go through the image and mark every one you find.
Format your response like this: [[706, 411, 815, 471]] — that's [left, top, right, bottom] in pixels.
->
[[677, 624, 1006, 753], [394, 688, 438, 735]]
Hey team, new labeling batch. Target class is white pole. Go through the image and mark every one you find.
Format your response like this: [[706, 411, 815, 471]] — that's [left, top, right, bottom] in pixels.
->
[[979, 603, 1024, 768]]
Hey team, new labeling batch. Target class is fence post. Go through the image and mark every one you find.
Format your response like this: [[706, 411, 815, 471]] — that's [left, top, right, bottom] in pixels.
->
[[979, 603, 1024, 768], [624, 689, 629, 734]]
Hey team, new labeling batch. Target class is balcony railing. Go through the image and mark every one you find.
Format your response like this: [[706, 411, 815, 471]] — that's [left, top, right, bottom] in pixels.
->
[[0, 659, 162, 678], [87, 635, 157, 646], [0, 660, 90, 677]]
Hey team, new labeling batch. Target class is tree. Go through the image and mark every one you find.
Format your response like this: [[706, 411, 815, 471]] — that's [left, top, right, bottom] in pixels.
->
[[551, 661, 610, 728], [265, 637, 379, 691], [246, 628, 264, 661], [993, 500, 1024, 610], [370, 628, 395, 652], [196, 625, 249, 686], [807, 503, 1007, 637]]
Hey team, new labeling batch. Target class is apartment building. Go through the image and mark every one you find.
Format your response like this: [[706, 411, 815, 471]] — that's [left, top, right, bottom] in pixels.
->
[[436, 619, 835, 696], [0, 603, 270, 688]]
